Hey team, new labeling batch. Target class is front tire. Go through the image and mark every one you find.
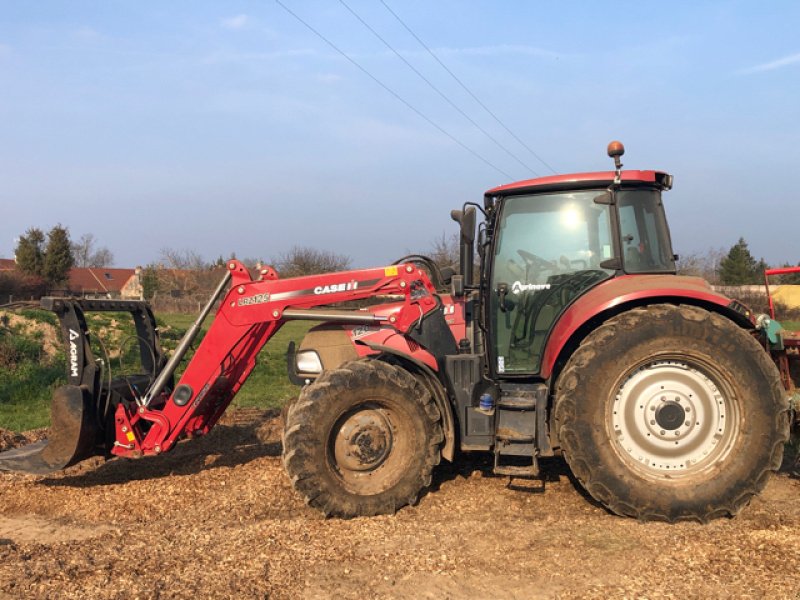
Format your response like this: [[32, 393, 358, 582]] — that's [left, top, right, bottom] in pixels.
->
[[554, 304, 789, 522], [283, 359, 443, 518]]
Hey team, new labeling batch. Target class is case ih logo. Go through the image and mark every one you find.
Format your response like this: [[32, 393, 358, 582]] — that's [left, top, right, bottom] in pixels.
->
[[314, 281, 358, 295], [68, 329, 80, 378]]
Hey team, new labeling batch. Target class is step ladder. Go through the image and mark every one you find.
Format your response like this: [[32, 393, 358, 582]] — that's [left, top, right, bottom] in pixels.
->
[[493, 383, 548, 478]]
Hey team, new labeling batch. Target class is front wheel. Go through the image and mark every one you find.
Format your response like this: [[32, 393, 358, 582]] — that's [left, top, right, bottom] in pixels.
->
[[554, 304, 789, 522], [283, 359, 443, 518]]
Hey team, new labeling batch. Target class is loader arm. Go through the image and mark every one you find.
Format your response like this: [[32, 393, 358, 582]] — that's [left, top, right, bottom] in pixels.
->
[[112, 259, 443, 459]]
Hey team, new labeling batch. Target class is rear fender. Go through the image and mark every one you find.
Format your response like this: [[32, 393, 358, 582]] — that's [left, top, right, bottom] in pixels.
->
[[541, 275, 747, 381]]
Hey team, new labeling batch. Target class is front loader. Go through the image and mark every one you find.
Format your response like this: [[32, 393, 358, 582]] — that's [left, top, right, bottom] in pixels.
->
[[0, 142, 794, 523]]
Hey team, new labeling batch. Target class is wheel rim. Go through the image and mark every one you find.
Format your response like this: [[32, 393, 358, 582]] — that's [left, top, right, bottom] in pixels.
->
[[328, 402, 410, 495], [610, 359, 740, 479]]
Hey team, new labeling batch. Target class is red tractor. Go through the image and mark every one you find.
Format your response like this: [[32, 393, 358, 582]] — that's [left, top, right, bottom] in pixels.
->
[[0, 142, 792, 523]]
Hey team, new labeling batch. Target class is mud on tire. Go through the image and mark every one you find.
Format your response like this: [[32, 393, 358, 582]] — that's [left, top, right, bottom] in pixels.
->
[[282, 359, 443, 518], [554, 304, 789, 523]]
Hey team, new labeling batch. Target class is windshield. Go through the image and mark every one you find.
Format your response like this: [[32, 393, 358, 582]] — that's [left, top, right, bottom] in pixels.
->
[[489, 191, 615, 374], [617, 189, 675, 273]]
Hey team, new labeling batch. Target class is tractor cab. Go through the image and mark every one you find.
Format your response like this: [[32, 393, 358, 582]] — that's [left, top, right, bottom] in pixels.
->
[[454, 142, 678, 376]]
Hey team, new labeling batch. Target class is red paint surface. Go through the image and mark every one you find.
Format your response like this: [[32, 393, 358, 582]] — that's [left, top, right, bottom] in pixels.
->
[[539, 275, 733, 379], [486, 170, 668, 195], [112, 260, 443, 458]]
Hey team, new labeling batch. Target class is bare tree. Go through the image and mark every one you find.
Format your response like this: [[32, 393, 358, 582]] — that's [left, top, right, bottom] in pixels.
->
[[675, 247, 726, 284], [271, 246, 351, 278], [155, 248, 214, 298], [427, 231, 460, 270], [72, 233, 115, 268], [158, 248, 207, 271]]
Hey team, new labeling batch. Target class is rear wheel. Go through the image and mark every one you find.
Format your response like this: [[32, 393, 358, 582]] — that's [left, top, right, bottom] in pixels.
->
[[283, 359, 443, 517], [554, 304, 789, 522]]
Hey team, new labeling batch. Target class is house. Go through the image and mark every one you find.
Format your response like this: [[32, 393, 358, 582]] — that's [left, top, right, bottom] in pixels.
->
[[0, 258, 144, 300], [65, 267, 143, 300]]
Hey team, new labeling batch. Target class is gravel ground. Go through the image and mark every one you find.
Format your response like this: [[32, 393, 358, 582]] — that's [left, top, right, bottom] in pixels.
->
[[1, 408, 799, 599]]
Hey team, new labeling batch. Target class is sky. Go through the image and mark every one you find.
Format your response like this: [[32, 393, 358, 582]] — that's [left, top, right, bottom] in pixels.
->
[[1, 1, 799, 269]]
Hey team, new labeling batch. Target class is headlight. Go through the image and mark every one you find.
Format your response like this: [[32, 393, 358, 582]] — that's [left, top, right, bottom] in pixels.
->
[[296, 350, 323, 374]]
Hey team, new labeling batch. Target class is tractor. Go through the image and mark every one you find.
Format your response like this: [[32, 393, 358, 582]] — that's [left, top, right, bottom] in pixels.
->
[[0, 142, 792, 523]]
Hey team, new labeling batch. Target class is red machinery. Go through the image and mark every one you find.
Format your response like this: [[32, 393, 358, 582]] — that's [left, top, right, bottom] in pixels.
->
[[0, 142, 792, 523], [763, 266, 800, 403]]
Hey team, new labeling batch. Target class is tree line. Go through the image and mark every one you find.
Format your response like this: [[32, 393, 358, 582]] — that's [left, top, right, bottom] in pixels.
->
[[677, 237, 800, 285], [13, 226, 114, 287], [4, 223, 798, 304]]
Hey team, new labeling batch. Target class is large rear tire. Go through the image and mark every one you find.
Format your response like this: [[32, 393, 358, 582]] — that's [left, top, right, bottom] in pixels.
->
[[554, 304, 789, 522], [283, 359, 443, 518]]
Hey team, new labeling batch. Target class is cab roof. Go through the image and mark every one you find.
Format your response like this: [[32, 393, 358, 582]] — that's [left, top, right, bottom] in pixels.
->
[[485, 170, 671, 197]]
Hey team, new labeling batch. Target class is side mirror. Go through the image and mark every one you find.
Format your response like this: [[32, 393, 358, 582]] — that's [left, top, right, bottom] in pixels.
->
[[451, 208, 476, 244], [450, 207, 477, 287]]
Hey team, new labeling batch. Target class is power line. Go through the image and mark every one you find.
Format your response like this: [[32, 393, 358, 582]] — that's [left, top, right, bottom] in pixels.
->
[[379, 0, 557, 175], [338, 0, 538, 177], [274, 0, 514, 180]]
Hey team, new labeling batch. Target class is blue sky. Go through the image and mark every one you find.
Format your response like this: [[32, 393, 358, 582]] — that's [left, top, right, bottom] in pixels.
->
[[1, 1, 798, 268]]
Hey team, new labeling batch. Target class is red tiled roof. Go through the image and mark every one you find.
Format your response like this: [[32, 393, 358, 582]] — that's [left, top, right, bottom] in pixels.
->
[[0, 258, 16, 271], [67, 268, 136, 293]]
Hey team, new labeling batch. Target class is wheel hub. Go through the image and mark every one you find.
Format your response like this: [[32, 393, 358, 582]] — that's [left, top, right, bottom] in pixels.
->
[[655, 400, 685, 431], [334, 409, 393, 472], [611, 360, 737, 477]]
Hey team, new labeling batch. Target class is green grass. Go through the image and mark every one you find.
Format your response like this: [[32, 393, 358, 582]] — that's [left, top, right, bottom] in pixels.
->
[[0, 362, 64, 430], [0, 310, 311, 432]]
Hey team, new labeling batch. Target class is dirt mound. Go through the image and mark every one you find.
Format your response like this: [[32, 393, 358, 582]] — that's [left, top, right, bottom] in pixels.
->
[[0, 410, 799, 599], [0, 313, 60, 359]]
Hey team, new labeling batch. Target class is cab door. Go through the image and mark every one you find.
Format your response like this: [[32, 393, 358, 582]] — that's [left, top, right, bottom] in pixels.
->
[[488, 191, 615, 376]]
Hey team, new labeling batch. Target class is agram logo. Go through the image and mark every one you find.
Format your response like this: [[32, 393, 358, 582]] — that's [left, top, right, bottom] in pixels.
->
[[69, 329, 80, 377]]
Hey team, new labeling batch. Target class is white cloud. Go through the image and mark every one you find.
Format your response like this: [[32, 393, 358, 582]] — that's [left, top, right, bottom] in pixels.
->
[[739, 52, 800, 74], [221, 14, 249, 30]]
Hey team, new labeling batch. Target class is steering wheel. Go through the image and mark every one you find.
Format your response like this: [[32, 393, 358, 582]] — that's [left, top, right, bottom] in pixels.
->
[[517, 249, 558, 271]]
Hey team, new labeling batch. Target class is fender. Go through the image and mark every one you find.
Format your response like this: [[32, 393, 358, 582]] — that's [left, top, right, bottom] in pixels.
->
[[540, 274, 744, 380]]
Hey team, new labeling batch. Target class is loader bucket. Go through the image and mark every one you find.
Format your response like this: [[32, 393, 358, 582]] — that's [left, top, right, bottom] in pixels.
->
[[0, 385, 101, 475]]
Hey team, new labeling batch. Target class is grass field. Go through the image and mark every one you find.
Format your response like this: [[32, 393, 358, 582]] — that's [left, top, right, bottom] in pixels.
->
[[0, 309, 311, 432]]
